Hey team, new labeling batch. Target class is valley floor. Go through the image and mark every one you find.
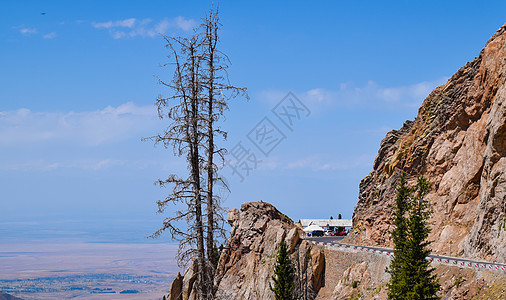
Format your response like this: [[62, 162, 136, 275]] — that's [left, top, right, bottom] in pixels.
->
[[0, 242, 183, 300]]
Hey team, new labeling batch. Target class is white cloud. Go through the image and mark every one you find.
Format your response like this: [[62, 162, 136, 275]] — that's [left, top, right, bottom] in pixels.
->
[[5, 160, 61, 171], [174, 16, 195, 31], [112, 31, 127, 39], [92, 17, 195, 39], [243, 154, 374, 173], [19, 27, 37, 35], [377, 80, 443, 103], [92, 18, 137, 29], [1, 158, 126, 171], [1, 156, 188, 172], [155, 19, 171, 34], [0, 103, 196, 172], [43, 32, 57, 39], [15, 26, 57, 39], [304, 88, 335, 105], [284, 154, 374, 171], [260, 77, 448, 111], [0, 102, 158, 147], [305, 77, 448, 109]]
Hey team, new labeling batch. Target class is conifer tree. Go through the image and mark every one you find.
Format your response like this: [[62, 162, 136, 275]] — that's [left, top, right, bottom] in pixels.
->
[[387, 175, 440, 300], [403, 176, 440, 299], [270, 240, 296, 300], [386, 174, 411, 297]]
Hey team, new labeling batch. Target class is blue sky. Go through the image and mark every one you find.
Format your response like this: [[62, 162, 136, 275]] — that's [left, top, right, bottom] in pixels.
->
[[1, 1, 505, 244]]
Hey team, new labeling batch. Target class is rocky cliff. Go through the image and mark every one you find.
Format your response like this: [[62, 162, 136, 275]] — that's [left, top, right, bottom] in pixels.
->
[[350, 23, 506, 263], [166, 201, 326, 300], [166, 203, 506, 300], [165, 23, 506, 300]]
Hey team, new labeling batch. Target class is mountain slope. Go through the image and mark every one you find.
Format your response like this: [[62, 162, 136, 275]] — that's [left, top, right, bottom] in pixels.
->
[[350, 23, 506, 263]]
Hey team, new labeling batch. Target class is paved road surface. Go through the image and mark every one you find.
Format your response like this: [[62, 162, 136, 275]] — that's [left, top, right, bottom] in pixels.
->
[[306, 236, 345, 243]]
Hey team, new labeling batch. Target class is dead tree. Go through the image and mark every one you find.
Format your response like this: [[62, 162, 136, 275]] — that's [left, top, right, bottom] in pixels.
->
[[200, 8, 247, 289], [144, 32, 210, 299], [144, 8, 247, 300]]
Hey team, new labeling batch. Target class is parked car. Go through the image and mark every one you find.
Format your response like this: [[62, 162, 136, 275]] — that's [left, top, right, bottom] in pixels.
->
[[310, 230, 324, 237], [331, 231, 347, 236]]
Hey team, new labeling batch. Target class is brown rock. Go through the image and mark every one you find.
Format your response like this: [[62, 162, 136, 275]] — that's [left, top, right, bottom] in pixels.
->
[[285, 227, 301, 252], [181, 261, 196, 300], [227, 208, 239, 225], [310, 248, 325, 290], [332, 262, 371, 299], [167, 272, 183, 300], [351, 22, 506, 263], [213, 201, 320, 300]]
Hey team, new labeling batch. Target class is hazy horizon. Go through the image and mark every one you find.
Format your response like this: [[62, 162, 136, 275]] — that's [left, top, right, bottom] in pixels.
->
[[2, 5, 506, 298]]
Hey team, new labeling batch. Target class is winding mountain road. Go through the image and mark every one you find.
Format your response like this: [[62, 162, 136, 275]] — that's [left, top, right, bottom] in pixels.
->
[[305, 237, 506, 273]]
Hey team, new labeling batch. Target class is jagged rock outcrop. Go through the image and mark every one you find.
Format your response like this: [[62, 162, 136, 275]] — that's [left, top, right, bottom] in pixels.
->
[[165, 201, 325, 300], [167, 272, 183, 300], [214, 201, 324, 299], [172, 261, 197, 300], [350, 23, 506, 263]]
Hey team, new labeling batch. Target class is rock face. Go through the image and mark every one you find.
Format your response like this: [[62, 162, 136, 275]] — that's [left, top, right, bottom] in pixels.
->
[[214, 201, 324, 299], [165, 201, 325, 300], [332, 262, 380, 299], [174, 261, 197, 300], [350, 23, 506, 263], [165, 200, 506, 300], [321, 248, 506, 300], [167, 272, 183, 300]]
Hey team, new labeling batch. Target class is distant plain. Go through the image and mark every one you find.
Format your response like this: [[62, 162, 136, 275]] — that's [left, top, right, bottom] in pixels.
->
[[0, 242, 182, 299]]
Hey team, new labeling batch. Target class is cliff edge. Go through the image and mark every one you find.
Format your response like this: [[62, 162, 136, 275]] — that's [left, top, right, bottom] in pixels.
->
[[167, 201, 325, 300], [166, 199, 506, 300], [349, 23, 506, 263]]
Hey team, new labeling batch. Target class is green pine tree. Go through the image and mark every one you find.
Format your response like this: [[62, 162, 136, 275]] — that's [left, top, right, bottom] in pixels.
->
[[270, 240, 296, 300], [387, 175, 440, 300], [387, 174, 411, 298], [404, 176, 440, 299]]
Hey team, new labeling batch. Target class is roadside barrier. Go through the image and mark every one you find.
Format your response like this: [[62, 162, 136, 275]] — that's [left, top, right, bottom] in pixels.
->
[[308, 240, 506, 274]]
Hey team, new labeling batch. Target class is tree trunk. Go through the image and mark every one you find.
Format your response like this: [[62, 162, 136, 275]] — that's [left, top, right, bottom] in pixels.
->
[[189, 44, 208, 299], [206, 27, 216, 278]]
